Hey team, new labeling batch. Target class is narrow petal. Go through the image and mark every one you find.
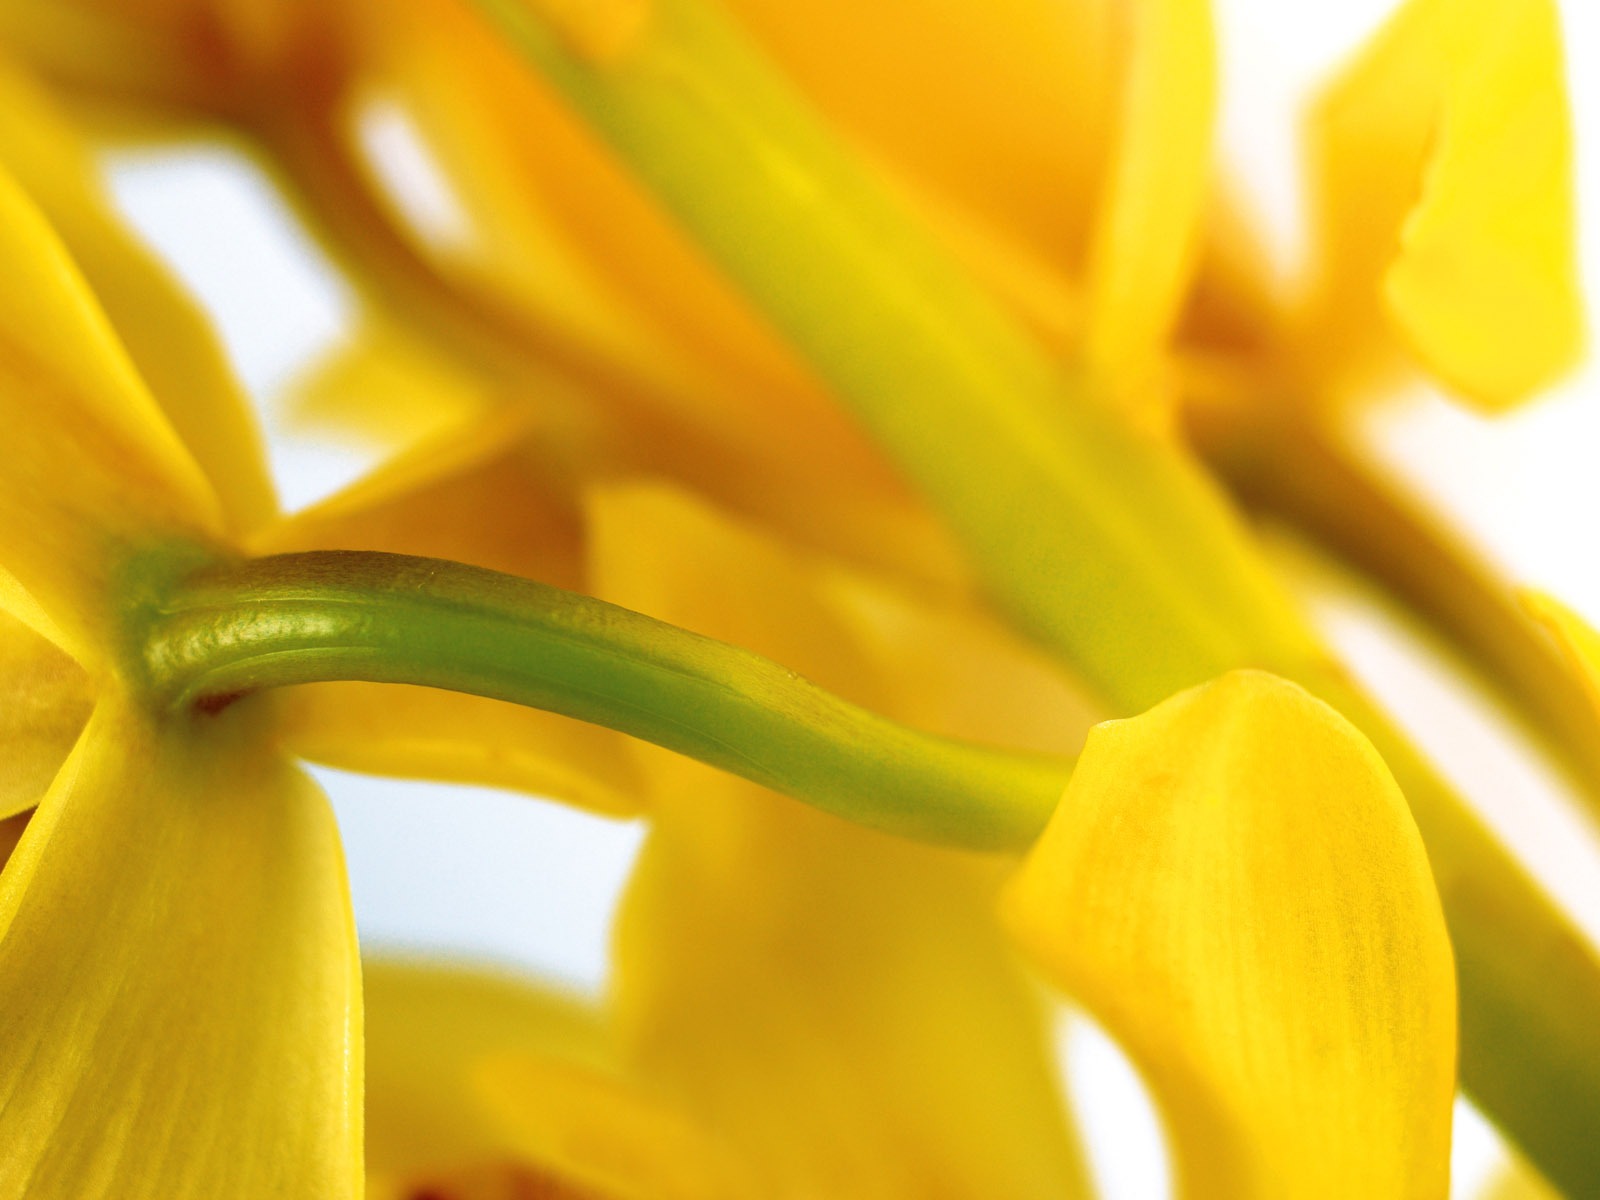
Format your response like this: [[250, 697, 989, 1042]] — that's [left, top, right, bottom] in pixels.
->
[[0, 607, 91, 820], [0, 696, 362, 1199], [1081, 0, 1217, 401], [0, 62, 276, 535], [590, 484, 1092, 1199], [1005, 671, 1456, 1197], [0, 160, 222, 665], [1302, 0, 1580, 409]]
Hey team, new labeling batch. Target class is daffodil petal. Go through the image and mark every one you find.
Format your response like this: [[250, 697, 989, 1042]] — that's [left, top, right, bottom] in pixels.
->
[[476, 1056, 757, 1200], [365, 959, 611, 1181], [591, 484, 1091, 1200], [1081, 0, 1216, 400], [0, 695, 362, 1199], [1005, 671, 1456, 1197], [1304, 0, 1580, 409], [0, 62, 276, 535], [284, 314, 492, 454], [0, 160, 221, 665], [276, 681, 643, 816], [0, 607, 91, 819], [725, 0, 1120, 284]]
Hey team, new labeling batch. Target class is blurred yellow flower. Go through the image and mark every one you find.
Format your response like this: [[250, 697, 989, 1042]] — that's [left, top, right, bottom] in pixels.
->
[[0, 0, 1591, 1195]]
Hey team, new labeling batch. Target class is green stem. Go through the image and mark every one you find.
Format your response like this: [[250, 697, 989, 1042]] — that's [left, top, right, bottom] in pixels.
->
[[475, 0, 1323, 711], [140, 550, 1068, 850]]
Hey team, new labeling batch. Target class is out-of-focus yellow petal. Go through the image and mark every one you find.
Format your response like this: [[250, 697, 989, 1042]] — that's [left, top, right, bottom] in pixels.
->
[[1521, 591, 1600, 718], [284, 314, 493, 454], [365, 959, 743, 1198], [0, 161, 222, 665], [276, 680, 643, 816], [1302, 0, 1580, 409], [0, 62, 276, 535], [0, 608, 91, 820], [1081, 0, 1216, 403], [590, 484, 1091, 1200], [365, 959, 611, 1181], [477, 1056, 757, 1200], [0, 695, 362, 1199], [817, 568, 1103, 752], [1006, 671, 1456, 1197], [257, 413, 644, 814], [725, 0, 1118, 287]]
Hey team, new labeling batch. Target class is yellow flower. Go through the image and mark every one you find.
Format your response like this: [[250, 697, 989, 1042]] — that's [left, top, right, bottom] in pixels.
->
[[0, 0, 1592, 1192], [1007, 671, 1457, 1197], [0, 159, 361, 1195]]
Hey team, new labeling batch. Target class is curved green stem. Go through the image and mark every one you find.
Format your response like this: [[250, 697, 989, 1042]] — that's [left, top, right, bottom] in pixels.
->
[[140, 550, 1068, 850]]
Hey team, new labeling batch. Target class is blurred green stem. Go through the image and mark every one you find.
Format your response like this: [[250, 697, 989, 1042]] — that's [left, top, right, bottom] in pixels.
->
[[140, 550, 1067, 850]]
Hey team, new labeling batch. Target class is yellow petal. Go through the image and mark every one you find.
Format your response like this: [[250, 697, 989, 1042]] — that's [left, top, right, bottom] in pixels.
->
[[590, 484, 1091, 1199], [0, 607, 91, 820], [476, 1056, 757, 1200], [0, 695, 362, 1199], [1081, 0, 1217, 401], [364, 958, 611, 1181], [0, 61, 276, 535], [724, 0, 1120, 286], [276, 681, 643, 816], [365, 958, 745, 1199], [284, 314, 493, 454], [1302, 0, 1580, 409], [0, 159, 222, 665], [1005, 671, 1456, 1197]]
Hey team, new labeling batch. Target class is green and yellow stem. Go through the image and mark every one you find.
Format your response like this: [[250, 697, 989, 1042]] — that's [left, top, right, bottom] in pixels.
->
[[473, 0, 1600, 1188], [140, 549, 1068, 850]]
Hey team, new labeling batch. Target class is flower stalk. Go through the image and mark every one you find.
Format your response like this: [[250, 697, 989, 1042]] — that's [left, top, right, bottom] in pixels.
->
[[141, 549, 1069, 849]]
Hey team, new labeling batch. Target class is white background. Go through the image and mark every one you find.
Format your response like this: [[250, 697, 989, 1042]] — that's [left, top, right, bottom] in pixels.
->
[[99, 1, 1600, 1194]]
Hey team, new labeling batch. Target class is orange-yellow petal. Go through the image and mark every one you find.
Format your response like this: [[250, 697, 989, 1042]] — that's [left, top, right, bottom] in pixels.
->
[[0, 695, 362, 1199], [1302, 0, 1580, 409], [1005, 671, 1456, 1198], [0, 159, 222, 665]]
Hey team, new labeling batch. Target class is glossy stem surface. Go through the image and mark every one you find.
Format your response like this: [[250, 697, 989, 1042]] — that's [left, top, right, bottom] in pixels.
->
[[141, 551, 1068, 850]]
